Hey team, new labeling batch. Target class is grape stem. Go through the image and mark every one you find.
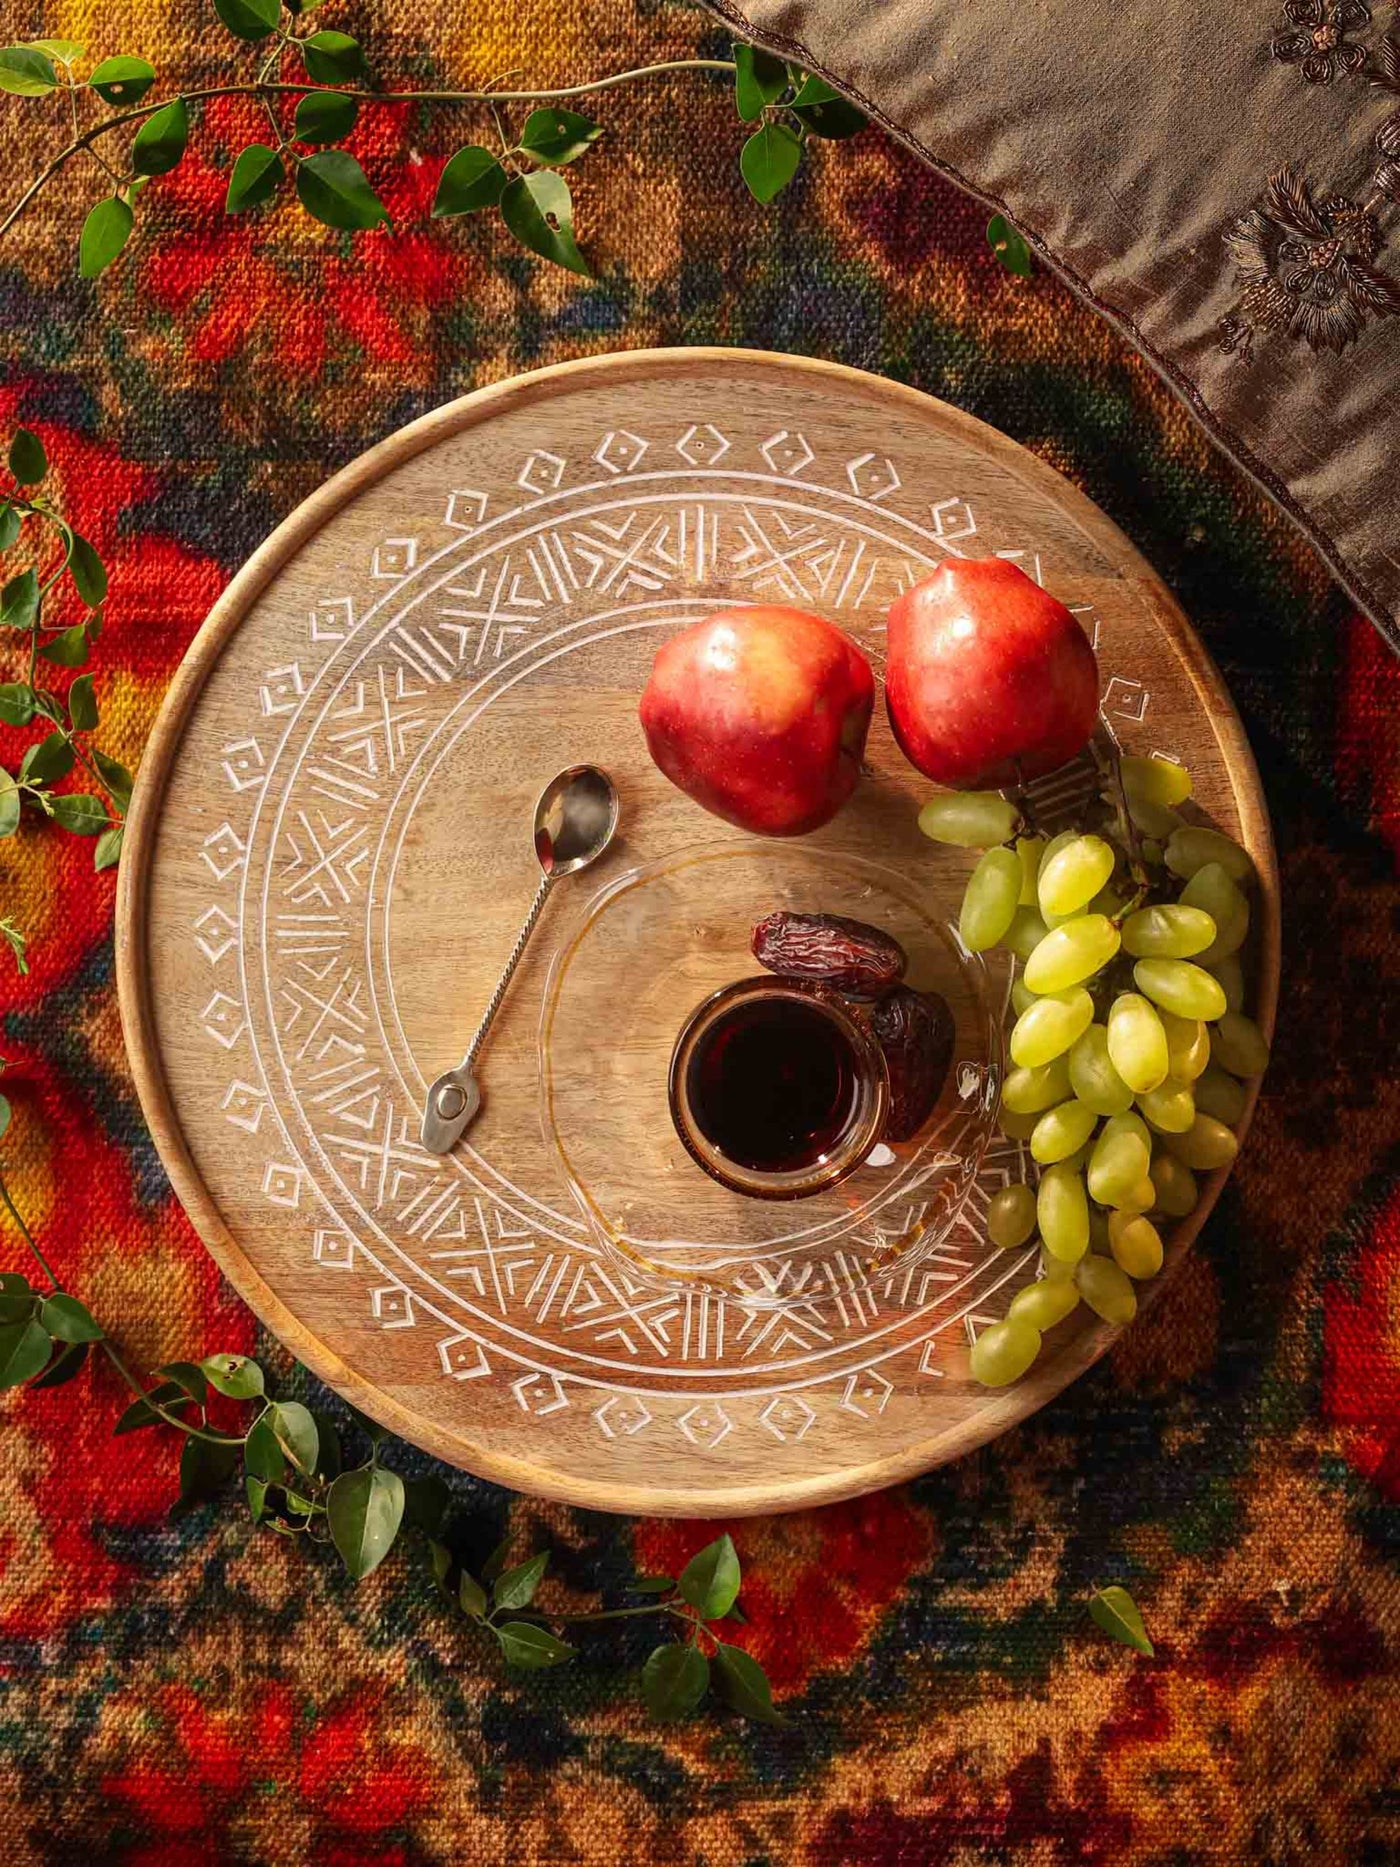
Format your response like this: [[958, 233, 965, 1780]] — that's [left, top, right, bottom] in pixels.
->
[[1096, 741, 1150, 902]]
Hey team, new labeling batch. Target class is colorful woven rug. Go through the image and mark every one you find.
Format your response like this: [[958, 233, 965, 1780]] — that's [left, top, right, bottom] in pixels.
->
[[2, 3, 1398, 1860]]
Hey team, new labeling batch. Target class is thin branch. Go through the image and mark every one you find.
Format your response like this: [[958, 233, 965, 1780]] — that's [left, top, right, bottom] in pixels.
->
[[0, 60, 737, 239], [0, 1167, 62, 1289]]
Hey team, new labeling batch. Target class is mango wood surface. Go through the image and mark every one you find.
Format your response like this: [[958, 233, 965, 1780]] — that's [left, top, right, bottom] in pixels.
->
[[117, 349, 1279, 1516]]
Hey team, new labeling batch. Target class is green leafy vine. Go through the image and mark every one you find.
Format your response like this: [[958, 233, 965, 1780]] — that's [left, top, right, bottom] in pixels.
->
[[0, 10, 1035, 275]]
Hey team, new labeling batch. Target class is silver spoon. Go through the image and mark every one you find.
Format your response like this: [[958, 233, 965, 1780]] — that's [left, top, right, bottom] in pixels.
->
[[420, 764, 620, 1154]]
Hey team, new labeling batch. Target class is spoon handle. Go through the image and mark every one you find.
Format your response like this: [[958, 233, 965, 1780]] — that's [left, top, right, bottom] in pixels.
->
[[458, 869, 554, 1073]]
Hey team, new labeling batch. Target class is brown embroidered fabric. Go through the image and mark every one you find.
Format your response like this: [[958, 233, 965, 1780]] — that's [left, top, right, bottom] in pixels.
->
[[702, 0, 1400, 650]]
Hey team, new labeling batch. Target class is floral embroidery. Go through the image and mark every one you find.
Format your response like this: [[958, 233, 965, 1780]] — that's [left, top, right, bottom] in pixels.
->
[[1272, 0, 1371, 82], [1220, 167, 1400, 355]]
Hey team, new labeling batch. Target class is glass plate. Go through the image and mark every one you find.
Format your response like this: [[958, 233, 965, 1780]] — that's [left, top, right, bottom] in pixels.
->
[[540, 843, 1002, 1308]]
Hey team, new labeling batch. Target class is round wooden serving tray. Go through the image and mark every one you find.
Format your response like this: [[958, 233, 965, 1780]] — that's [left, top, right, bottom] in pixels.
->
[[117, 349, 1279, 1516]]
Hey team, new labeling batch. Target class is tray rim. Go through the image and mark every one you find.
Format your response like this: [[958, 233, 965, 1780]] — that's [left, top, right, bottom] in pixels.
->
[[115, 345, 1281, 1516]]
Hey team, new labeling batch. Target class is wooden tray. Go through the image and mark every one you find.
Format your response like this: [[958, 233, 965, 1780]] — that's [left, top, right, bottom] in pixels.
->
[[117, 349, 1278, 1516]]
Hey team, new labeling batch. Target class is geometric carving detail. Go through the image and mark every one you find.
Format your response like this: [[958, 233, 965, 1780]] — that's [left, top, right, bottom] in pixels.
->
[[437, 1332, 492, 1380], [758, 1393, 817, 1441], [845, 452, 901, 501], [511, 1371, 569, 1416], [593, 429, 648, 475], [443, 488, 488, 531], [201, 990, 246, 1049], [517, 450, 566, 495], [929, 496, 978, 554], [260, 662, 305, 716], [371, 1283, 415, 1328], [221, 1078, 266, 1134], [193, 904, 238, 963], [310, 596, 354, 643], [261, 1161, 305, 1208], [840, 1368, 893, 1418], [675, 423, 730, 466], [1103, 674, 1149, 723], [593, 1394, 653, 1439], [200, 821, 247, 882], [221, 737, 265, 793], [312, 1228, 356, 1270], [676, 1401, 733, 1449], [371, 537, 418, 579], [760, 429, 814, 477]]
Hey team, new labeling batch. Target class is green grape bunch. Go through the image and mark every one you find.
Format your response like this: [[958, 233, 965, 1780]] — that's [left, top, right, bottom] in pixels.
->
[[919, 751, 1271, 1389]]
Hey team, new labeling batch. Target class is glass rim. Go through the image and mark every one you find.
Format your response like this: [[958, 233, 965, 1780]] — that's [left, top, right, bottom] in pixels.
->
[[666, 975, 891, 1202]]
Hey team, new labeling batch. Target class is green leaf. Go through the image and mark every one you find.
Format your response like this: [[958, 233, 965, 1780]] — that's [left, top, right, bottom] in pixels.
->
[[0, 1319, 52, 1387], [246, 1474, 269, 1521], [132, 97, 188, 176], [50, 793, 106, 835], [641, 1642, 710, 1720], [269, 1400, 318, 1475], [114, 1378, 190, 1433], [459, 1569, 488, 1618], [0, 1268, 27, 1296], [94, 823, 124, 871], [790, 76, 866, 141], [155, 1359, 208, 1403], [38, 624, 89, 667], [0, 1103, 9, 1142], [987, 213, 1033, 279], [480, 1535, 511, 1583], [93, 748, 133, 812], [301, 30, 365, 83], [1088, 1585, 1155, 1657], [492, 1550, 549, 1612], [0, 506, 19, 551], [296, 149, 388, 230], [90, 55, 157, 106], [8, 428, 46, 485], [628, 1574, 675, 1594], [517, 107, 602, 168], [38, 1292, 104, 1342], [712, 1641, 784, 1724], [432, 146, 506, 217], [0, 914, 28, 972], [2, 568, 38, 630], [244, 1410, 286, 1481], [0, 47, 58, 97], [67, 533, 107, 606], [0, 777, 19, 840], [678, 1533, 741, 1619], [293, 89, 358, 145], [214, 0, 281, 42], [495, 1621, 576, 1670], [67, 672, 97, 731], [177, 1431, 239, 1510], [0, 1268, 32, 1322], [27, 39, 85, 66], [740, 120, 802, 204], [79, 197, 133, 279], [733, 43, 789, 121], [401, 1472, 450, 1535], [499, 170, 589, 277], [308, 1411, 342, 1480], [20, 733, 74, 785], [201, 1352, 264, 1399], [29, 1338, 89, 1388], [429, 1537, 454, 1597], [327, 1463, 405, 1578], [0, 683, 35, 726]]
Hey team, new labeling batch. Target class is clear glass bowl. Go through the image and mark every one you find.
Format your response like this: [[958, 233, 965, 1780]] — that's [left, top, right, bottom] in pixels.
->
[[539, 842, 1002, 1309]]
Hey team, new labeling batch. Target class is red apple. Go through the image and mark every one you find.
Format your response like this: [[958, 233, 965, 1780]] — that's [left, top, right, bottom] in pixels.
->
[[639, 606, 875, 835], [885, 558, 1099, 788]]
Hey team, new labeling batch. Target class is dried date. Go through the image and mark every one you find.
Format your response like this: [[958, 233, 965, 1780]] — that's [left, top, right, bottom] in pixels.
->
[[869, 985, 954, 1142], [751, 912, 907, 997]]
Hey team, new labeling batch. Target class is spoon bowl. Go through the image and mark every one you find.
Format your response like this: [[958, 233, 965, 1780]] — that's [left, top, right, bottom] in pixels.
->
[[535, 764, 620, 875]]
